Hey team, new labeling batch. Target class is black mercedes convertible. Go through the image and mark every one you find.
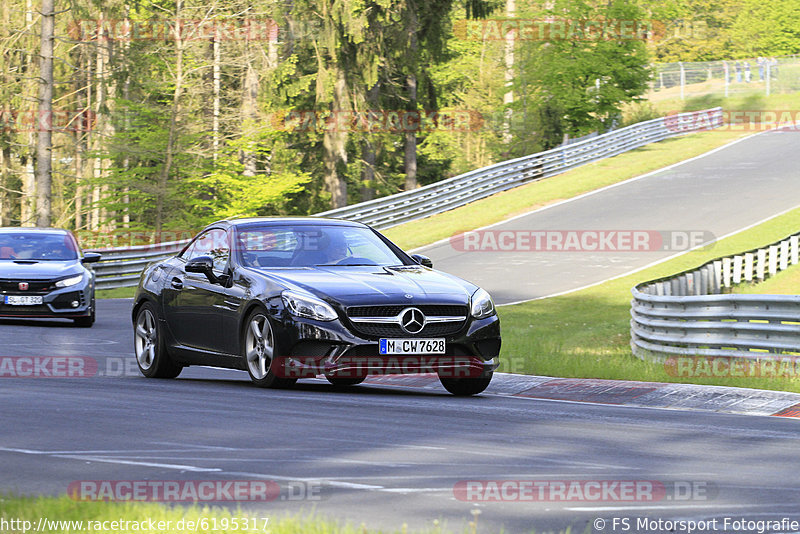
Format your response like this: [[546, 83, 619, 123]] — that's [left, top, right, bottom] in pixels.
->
[[131, 218, 500, 395]]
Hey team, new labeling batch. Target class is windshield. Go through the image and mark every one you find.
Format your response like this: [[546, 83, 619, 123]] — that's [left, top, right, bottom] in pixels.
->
[[0, 232, 79, 261], [235, 225, 408, 268]]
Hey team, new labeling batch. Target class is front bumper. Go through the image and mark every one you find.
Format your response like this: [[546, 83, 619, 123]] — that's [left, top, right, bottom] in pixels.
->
[[0, 284, 93, 318], [271, 312, 501, 380]]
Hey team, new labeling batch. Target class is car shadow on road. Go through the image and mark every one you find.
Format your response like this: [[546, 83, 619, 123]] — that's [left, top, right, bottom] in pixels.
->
[[169, 374, 479, 399], [0, 317, 79, 328]]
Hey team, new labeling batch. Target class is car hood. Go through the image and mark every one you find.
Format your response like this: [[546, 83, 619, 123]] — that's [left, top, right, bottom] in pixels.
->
[[262, 265, 477, 306], [0, 260, 83, 280]]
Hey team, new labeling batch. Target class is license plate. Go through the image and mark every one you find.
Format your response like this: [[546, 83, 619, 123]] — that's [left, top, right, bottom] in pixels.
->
[[5, 295, 43, 306], [379, 338, 445, 355]]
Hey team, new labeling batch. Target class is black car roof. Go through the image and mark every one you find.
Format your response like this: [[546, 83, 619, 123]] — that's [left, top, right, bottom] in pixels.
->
[[206, 217, 367, 229]]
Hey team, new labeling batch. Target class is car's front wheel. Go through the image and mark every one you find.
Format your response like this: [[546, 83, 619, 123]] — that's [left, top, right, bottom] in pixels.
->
[[134, 302, 182, 378], [243, 308, 296, 389], [439, 372, 493, 396]]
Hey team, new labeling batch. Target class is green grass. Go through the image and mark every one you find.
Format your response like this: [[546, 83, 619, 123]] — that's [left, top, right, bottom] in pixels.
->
[[0, 494, 476, 534], [496, 206, 800, 393], [97, 286, 136, 299], [384, 92, 800, 251], [728, 248, 800, 295]]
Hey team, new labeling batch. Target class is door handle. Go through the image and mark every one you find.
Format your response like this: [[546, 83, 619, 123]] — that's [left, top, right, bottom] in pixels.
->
[[171, 277, 183, 289]]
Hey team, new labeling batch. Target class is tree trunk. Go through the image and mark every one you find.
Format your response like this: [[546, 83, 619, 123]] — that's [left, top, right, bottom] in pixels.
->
[[20, 0, 36, 227], [360, 82, 379, 201], [240, 62, 258, 177], [92, 21, 114, 232], [403, 4, 419, 191], [322, 66, 348, 208], [212, 27, 220, 163], [502, 0, 515, 144], [155, 2, 185, 233]]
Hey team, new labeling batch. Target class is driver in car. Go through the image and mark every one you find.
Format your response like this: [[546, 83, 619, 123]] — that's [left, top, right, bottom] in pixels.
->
[[323, 233, 351, 264]]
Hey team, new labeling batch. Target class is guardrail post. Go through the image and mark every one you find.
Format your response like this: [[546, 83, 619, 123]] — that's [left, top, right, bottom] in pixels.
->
[[769, 245, 778, 277], [732, 255, 743, 284], [792, 235, 800, 265], [722, 257, 732, 288], [744, 253, 754, 282], [678, 275, 689, 296], [757, 249, 767, 280], [780, 240, 789, 271]]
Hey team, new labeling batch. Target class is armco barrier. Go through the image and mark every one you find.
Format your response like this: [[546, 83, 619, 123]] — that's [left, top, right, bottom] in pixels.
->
[[631, 233, 800, 360], [91, 108, 722, 289], [315, 108, 722, 229]]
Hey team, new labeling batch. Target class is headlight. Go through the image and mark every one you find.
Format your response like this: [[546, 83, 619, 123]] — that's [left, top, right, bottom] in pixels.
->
[[470, 288, 495, 319], [55, 274, 84, 288], [282, 290, 338, 321]]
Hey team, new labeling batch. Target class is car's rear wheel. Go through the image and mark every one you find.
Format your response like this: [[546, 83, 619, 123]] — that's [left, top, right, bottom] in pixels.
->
[[439, 372, 493, 396], [243, 308, 296, 388], [134, 302, 182, 378], [325, 375, 366, 387]]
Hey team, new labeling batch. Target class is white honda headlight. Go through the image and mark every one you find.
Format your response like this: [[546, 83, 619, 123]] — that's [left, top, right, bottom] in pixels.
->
[[56, 274, 84, 288]]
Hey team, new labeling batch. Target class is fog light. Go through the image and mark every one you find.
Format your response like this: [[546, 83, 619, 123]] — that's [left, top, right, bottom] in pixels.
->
[[71, 300, 79, 308]]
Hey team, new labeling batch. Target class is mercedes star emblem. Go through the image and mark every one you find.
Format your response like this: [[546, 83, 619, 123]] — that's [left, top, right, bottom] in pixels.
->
[[400, 307, 425, 334]]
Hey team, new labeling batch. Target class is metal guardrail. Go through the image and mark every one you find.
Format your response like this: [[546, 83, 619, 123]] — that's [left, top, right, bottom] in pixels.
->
[[631, 233, 800, 360], [91, 108, 722, 290], [91, 240, 188, 290], [316, 108, 722, 229]]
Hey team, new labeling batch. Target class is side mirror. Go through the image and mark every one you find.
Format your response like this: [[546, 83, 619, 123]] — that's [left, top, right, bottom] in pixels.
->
[[411, 254, 433, 268], [82, 252, 101, 264], [185, 255, 220, 284]]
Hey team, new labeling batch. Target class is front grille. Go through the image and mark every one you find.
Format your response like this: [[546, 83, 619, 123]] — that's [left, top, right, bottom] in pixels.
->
[[0, 279, 56, 295], [351, 322, 465, 338], [347, 305, 467, 318], [346, 304, 468, 338]]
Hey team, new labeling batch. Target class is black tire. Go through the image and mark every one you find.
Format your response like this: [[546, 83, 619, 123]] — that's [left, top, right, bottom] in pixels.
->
[[325, 375, 366, 387], [73, 296, 95, 328], [133, 302, 182, 378], [439, 372, 493, 396], [242, 308, 296, 389]]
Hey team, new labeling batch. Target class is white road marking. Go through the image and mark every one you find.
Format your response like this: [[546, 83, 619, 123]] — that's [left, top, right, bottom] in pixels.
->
[[413, 127, 783, 255], [53, 455, 223, 472], [565, 504, 770, 512]]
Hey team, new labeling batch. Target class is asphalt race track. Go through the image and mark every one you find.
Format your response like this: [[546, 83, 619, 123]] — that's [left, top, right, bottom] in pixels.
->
[[421, 128, 800, 304], [4, 130, 800, 533], [3, 305, 800, 532]]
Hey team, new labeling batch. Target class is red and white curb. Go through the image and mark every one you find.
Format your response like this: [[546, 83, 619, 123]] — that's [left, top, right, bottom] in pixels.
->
[[363, 373, 800, 419]]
